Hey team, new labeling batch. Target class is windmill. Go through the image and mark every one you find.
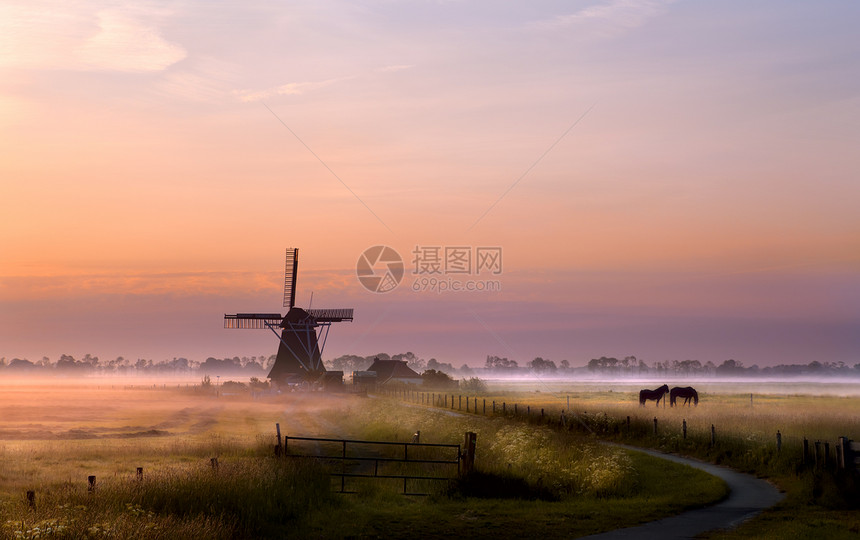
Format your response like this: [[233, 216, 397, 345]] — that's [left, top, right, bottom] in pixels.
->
[[224, 248, 354, 390]]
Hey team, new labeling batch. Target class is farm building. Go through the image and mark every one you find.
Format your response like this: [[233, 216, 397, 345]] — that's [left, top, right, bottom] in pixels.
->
[[365, 358, 423, 385], [352, 370, 378, 388]]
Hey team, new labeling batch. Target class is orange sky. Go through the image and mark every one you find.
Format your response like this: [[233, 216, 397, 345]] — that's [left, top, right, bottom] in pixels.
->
[[1, 1, 859, 367]]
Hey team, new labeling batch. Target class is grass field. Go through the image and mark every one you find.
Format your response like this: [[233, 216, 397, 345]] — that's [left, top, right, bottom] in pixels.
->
[[408, 379, 860, 539], [0, 379, 730, 538], [2, 378, 857, 538]]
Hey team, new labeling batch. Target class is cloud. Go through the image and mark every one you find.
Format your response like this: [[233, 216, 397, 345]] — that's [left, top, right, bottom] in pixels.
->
[[234, 64, 413, 103], [76, 9, 186, 72], [533, 0, 677, 37], [234, 76, 356, 103], [0, 3, 185, 72]]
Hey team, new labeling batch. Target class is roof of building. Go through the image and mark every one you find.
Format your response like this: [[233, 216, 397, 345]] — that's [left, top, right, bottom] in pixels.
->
[[366, 359, 422, 383]]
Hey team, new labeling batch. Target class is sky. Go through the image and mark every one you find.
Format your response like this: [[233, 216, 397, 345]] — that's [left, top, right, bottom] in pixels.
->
[[1, 0, 858, 369]]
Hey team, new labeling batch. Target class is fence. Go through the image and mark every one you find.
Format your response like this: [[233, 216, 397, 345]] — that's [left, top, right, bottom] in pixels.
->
[[380, 388, 859, 475], [277, 432, 470, 495]]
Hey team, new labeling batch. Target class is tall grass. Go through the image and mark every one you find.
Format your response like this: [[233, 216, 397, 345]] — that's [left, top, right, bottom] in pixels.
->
[[441, 387, 860, 510], [0, 458, 334, 539], [324, 399, 637, 499]]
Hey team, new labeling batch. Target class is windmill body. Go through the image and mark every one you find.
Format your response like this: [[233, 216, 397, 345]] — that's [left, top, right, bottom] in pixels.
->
[[224, 248, 353, 390]]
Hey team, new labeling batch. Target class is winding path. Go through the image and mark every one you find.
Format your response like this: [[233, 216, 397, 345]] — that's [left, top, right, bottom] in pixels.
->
[[581, 445, 784, 539], [385, 398, 784, 537]]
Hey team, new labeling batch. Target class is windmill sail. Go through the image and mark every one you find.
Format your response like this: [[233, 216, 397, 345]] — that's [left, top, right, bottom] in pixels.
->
[[283, 248, 298, 309]]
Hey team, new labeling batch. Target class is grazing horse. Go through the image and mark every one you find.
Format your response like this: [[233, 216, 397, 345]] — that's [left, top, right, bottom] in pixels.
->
[[639, 384, 669, 407], [670, 386, 699, 407]]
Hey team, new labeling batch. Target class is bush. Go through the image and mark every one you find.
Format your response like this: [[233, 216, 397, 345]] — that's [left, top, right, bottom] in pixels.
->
[[460, 377, 488, 393], [421, 369, 457, 390], [221, 381, 247, 392]]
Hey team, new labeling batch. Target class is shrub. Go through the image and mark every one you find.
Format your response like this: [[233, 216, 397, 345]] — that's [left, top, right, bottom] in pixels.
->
[[460, 377, 488, 393]]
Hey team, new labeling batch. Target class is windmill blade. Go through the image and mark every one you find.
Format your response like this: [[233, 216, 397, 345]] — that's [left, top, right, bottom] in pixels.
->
[[283, 248, 298, 308]]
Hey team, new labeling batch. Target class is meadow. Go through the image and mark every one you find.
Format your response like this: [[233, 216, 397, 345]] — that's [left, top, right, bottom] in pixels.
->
[[0, 379, 727, 538], [418, 378, 860, 538], [0, 377, 857, 538]]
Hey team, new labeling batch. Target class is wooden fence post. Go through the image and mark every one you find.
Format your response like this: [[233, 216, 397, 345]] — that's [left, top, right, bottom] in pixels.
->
[[850, 440, 860, 472], [136, 467, 143, 480], [462, 432, 477, 475], [710, 425, 716, 447], [626, 416, 630, 433], [814, 441, 821, 467], [527, 405, 530, 416], [541, 408, 544, 419], [503, 402, 506, 414], [836, 438, 844, 469], [514, 403, 518, 415], [466, 397, 470, 412], [682, 419, 687, 439], [276, 423, 283, 456], [492, 400, 495, 414], [777, 430, 782, 452], [837, 437, 847, 469], [483, 399, 486, 414], [824, 442, 831, 468], [653, 417, 658, 435], [803, 438, 809, 464], [88, 476, 96, 493]]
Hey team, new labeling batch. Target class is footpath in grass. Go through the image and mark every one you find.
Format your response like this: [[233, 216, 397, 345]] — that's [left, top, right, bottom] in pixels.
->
[[298, 398, 728, 538], [393, 385, 860, 539], [302, 448, 727, 539], [0, 388, 729, 539]]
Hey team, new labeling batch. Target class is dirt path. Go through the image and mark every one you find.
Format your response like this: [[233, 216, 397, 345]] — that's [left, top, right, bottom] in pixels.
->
[[581, 444, 784, 539]]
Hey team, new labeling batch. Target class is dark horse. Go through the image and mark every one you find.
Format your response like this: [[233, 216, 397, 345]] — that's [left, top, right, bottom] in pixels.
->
[[639, 384, 669, 407], [670, 386, 699, 406]]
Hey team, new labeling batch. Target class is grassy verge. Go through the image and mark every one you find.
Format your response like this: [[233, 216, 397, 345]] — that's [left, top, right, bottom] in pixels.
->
[[0, 388, 729, 538], [301, 450, 726, 539], [416, 386, 860, 538]]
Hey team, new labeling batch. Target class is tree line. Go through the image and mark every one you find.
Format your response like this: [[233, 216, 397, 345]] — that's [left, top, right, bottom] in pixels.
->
[[584, 356, 860, 377], [3, 352, 856, 379], [0, 354, 276, 376]]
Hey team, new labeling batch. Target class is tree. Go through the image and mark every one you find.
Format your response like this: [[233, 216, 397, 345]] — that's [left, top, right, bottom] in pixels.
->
[[528, 357, 557, 372], [716, 359, 744, 376], [485, 355, 518, 371], [421, 369, 457, 389], [427, 358, 455, 373], [587, 356, 619, 372]]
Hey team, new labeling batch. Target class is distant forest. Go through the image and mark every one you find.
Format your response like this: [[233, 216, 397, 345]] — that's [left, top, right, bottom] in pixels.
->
[[0, 353, 858, 378]]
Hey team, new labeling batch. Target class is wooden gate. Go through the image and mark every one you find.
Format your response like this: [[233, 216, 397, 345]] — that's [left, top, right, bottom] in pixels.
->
[[282, 435, 463, 495]]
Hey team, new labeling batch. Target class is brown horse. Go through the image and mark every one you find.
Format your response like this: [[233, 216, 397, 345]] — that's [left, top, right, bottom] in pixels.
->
[[670, 386, 699, 406], [639, 384, 669, 407]]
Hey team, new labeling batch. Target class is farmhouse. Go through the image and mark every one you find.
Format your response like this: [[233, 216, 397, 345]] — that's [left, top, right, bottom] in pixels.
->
[[365, 358, 423, 385]]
